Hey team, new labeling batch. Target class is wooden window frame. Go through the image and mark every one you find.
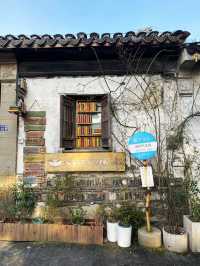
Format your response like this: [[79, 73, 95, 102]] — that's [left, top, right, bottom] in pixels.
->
[[60, 94, 111, 151]]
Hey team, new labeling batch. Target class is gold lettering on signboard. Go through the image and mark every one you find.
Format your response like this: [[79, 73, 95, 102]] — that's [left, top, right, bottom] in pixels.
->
[[45, 152, 125, 172]]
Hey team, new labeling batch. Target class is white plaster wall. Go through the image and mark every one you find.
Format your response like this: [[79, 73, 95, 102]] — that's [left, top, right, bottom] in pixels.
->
[[18, 74, 199, 176], [22, 76, 164, 153]]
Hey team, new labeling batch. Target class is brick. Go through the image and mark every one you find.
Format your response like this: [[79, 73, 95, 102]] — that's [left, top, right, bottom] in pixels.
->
[[25, 125, 45, 131], [25, 117, 46, 125], [26, 131, 44, 138], [26, 138, 45, 146], [26, 111, 46, 117], [24, 163, 44, 171], [24, 147, 46, 154], [24, 170, 45, 176], [24, 154, 45, 163]]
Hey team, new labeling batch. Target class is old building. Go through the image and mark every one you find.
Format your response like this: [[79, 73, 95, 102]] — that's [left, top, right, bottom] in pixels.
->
[[0, 30, 200, 216]]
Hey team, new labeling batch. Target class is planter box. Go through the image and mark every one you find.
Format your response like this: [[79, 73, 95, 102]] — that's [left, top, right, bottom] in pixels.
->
[[184, 215, 200, 252], [163, 227, 188, 253], [106, 221, 118, 242], [0, 223, 103, 245], [117, 224, 132, 248]]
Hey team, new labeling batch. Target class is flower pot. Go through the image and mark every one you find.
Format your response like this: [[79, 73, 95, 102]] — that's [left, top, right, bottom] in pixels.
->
[[106, 220, 118, 242], [117, 224, 132, 248], [138, 226, 162, 248], [184, 215, 200, 252], [163, 226, 188, 253]]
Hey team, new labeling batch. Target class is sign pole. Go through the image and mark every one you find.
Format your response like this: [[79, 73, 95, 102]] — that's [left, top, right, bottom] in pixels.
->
[[128, 131, 156, 234], [144, 160, 151, 233]]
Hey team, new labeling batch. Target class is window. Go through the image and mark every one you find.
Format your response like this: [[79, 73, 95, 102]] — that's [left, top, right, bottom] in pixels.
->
[[60, 94, 111, 150]]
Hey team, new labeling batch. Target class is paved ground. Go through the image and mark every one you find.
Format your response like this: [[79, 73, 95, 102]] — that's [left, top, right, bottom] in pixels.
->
[[0, 241, 200, 266]]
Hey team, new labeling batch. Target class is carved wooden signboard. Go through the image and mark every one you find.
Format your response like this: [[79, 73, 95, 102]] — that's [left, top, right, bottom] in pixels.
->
[[45, 152, 125, 172]]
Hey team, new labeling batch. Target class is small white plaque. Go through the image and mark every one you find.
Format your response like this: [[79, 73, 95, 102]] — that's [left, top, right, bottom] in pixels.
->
[[140, 166, 154, 188]]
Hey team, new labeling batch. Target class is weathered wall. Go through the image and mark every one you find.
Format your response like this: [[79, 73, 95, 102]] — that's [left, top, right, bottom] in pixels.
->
[[16, 72, 200, 218], [0, 64, 17, 178]]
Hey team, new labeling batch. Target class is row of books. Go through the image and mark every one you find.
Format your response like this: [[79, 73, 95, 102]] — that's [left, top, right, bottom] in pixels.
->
[[76, 137, 101, 148], [76, 114, 92, 124], [76, 126, 102, 136], [76, 125, 92, 136], [77, 102, 97, 113]]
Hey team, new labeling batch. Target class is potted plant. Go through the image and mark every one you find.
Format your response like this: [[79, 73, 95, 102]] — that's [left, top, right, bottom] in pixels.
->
[[95, 204, 119, 242], [183, 179, 200, 252], [162, 178, 188, 253], [105, 206, 120, 242], [117, 204, 145, 248]]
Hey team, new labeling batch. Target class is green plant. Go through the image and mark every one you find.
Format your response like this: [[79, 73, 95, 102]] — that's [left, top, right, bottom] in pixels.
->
[[106, 207, 120, 223], [163, 177, 189, 232], [46, 175, 73, 208], [12, 182, 36, 220], [0, 188, 16, 222], [118, 204, 145, 233], [0, 182, 36, 222], [40, 206, 60, 223], [69, 206, 87, 225], [95, 204, 120, 224], [187, 179, 200, 222]]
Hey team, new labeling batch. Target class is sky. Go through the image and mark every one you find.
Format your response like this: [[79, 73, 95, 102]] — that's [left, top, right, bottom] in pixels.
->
[[0, 0, 199, 42]]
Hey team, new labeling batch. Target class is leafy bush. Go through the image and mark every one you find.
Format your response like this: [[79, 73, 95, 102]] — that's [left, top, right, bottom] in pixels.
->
[[118, 204, 145, 234], [11, 182, 36, 220], [0, 182, 36, 222], [0, 188, 16, 222], [187, 179, 200, 222], [69, 206, 87, 225], [40, 206, 60, 223], [97, 205, 120, 223]]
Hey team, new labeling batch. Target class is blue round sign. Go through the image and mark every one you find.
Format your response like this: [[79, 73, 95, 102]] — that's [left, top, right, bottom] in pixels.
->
[[128, 131, 157, 160]]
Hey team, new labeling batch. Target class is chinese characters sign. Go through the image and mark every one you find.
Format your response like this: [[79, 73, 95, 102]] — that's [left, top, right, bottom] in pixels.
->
[[45, 152, 125, 172]]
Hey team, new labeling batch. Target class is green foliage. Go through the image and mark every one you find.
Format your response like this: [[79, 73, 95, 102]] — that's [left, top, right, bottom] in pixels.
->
[[69, 206, 87, 225], [40, 206, 60, 223], [97, 205, 120, 223], [11, 182, 36, 220], [118, 204, 145, 234], [0, 182, 36, 221], [46, 193, 60, 208], [0, 189, 16, 222], [187, 179, 200, 222], [46, 175, 73, 208], [165, 180, 189, 227]]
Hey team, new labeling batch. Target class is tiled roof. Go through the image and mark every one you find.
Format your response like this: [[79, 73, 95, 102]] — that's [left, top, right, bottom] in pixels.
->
[[0, 30, 190, 49], [186, 43, 200, 55]]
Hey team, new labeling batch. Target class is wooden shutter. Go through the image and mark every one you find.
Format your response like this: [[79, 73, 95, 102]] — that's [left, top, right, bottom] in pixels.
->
[[101, 94, 111, 149], [60, 95, 76, 149]]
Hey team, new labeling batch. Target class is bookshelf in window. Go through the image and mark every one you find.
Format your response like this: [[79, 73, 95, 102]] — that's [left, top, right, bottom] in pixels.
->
[[76, 100, 102, 148]]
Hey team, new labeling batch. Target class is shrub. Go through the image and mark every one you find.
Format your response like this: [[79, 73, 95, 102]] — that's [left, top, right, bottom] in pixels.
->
[[69, 206, 87, 225], [118, 204, 145, 234], [0, 182, 36, 222], [0, 188, 16, 222], [12, 182, 36, 220]]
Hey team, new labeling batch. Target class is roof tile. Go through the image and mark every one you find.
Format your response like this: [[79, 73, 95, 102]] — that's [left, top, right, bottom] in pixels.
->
[[0, 30, 190, 49]]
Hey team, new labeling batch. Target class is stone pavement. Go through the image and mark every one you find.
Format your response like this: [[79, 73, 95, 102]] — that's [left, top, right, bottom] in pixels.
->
[[0, 241, 200, 266]]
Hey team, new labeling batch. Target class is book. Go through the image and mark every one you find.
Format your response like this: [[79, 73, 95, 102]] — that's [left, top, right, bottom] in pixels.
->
[[77, 101, 97, 112], [76, 100, 102, 148]]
